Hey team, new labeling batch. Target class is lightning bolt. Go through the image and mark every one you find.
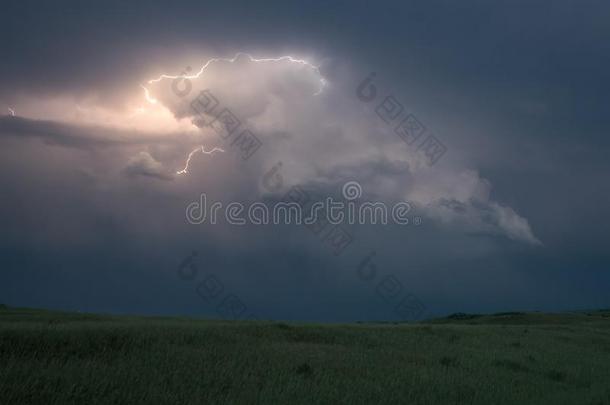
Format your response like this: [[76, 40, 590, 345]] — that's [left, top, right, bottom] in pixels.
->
[[140, 53, 324, 177], [141, 52, 326, 105], [176, 146, 225, 175], [4, 56, 322, 180], [140, 85, 158, 104]]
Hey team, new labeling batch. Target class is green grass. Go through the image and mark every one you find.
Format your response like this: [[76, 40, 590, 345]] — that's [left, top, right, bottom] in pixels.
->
[[1, 306, 610, 404]]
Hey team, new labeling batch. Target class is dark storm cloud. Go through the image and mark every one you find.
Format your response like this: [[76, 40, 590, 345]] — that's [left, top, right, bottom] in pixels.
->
[[0, 0, 609, 321], [123, 151, 174, 180]]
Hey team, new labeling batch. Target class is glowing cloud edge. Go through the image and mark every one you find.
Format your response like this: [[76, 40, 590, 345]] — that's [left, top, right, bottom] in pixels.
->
[[141, 52, 326, 104]]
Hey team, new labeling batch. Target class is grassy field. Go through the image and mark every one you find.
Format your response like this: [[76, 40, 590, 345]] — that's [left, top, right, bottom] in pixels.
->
[[1, 305, 609, 404]]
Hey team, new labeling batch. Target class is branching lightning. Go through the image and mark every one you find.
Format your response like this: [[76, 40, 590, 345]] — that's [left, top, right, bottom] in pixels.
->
[[176, 146, 225, 175], [8, 107, 15, 116], [141, 52, 326, 105], [139, 53, 325, 177]]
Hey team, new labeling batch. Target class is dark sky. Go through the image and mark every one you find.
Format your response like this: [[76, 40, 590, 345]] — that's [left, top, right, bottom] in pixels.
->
[[1, 0, 608, 322]]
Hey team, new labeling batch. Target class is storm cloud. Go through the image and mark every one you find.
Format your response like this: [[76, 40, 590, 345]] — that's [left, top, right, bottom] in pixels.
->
[[1, 0, 608, 321]]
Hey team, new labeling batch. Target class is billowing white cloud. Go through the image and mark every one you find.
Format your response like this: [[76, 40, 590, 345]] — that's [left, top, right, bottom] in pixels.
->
[[143, 53, 540, 245], [0, 52, 539, 245]]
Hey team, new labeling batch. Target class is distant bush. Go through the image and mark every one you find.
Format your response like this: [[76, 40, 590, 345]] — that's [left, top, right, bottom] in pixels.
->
[[446, 313, 481, 320], [493, 359, 530, 373], [547, 370, 567, 382], [295, 363, 313, 377], [439, 356, 459, 367], [492, 312, 526, 317]]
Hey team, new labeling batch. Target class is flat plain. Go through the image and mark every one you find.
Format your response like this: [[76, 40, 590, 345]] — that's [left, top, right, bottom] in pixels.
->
[[1, 305, 609, 404]]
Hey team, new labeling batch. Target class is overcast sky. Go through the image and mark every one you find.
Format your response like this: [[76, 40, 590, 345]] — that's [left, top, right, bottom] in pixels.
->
[[1, 0, 608, 322]]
